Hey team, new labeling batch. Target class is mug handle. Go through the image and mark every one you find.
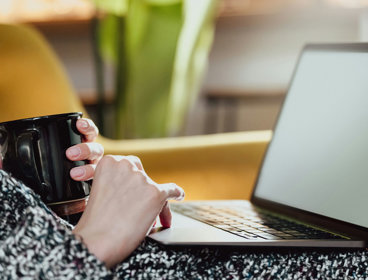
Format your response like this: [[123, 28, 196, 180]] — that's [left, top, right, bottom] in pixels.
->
[[16, 130, 49, 195]]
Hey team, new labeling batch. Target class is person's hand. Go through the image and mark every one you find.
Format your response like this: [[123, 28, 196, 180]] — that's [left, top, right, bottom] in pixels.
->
[[72, 155, 184, 268], [66, 118, 104, 181]]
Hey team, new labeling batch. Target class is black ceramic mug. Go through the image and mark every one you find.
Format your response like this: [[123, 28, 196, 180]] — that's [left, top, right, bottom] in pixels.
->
[[0, 112, 91, 219]]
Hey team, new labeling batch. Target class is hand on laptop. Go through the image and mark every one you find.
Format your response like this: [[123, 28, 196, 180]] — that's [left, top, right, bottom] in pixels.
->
[[72, 155, 185, 268], [66, 118, 104, 181]]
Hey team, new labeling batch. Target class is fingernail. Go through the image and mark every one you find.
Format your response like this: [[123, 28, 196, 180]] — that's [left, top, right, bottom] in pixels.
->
[[70, 168, 85, 178], [80, 120, 89, 128], [67, 147, 81, 158]]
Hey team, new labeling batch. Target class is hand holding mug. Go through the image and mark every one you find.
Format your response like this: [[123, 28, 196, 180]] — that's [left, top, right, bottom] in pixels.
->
[[0, 113, 94, 218], [66, 118, 104, 181]]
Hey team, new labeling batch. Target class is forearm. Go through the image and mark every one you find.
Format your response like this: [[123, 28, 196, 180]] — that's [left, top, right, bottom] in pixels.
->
[[0, 211, 111, 278], [0, 170, 112, 278]]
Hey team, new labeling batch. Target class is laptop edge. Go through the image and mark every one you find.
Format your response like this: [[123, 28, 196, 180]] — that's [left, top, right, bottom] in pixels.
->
[[149, 43, 368, 247]]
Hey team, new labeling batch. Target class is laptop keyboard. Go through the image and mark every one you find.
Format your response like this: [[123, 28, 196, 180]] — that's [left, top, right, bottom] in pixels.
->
[[171, 202, 345, 240]]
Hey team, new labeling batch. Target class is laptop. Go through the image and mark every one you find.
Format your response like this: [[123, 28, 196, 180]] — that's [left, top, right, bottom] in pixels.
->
[[149, 43, 368, 247]]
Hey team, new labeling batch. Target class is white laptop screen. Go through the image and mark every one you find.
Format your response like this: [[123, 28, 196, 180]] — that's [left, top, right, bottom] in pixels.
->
[[254, 46, 368, 228]]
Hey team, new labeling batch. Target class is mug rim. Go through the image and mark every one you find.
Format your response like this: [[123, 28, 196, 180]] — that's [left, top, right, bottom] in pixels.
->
[[0, 112, 82, 126]]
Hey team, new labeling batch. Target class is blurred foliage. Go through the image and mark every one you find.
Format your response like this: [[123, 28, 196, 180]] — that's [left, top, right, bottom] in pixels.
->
[[92, 0, 218, 138]]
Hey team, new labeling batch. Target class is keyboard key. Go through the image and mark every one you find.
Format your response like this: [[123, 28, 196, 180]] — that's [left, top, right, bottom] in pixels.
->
[[256, 233, 283, 240], [171, 203, 344, 241], [235, 232, 260, 239]]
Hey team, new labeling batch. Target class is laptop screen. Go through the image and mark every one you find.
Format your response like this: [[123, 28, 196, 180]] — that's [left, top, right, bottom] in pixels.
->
[[254, 45, 368, 228]]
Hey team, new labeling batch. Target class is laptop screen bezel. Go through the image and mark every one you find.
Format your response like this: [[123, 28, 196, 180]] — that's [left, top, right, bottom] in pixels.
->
[[250, 43, 368, 239]]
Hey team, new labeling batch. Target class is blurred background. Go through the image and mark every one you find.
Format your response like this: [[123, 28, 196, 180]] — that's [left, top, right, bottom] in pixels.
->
[[1, 0, 368, 139]]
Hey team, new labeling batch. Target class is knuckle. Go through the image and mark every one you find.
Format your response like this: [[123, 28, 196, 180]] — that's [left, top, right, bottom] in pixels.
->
[[134, 171, 148, 184], [146, 185, 162, 201], [128, 155, 141, 163], [98, 155, 128, 173], [117, 157, 133, 169], [88, 143, 104, 158], [128, 155, 144, 170], [99, 155, 117, 166]]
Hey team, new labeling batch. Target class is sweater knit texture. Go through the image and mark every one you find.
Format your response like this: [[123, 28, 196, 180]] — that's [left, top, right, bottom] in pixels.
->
[[0, 169, 367, 279]]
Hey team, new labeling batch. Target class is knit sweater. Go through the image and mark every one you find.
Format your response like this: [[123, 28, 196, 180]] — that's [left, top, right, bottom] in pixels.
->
[[1, 169, 368, 279]]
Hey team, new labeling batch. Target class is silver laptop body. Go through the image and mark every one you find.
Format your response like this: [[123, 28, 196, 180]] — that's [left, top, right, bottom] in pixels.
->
[[149, 43, 368, 247]]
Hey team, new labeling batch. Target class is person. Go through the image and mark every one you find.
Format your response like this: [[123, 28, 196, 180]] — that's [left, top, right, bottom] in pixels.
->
[[1, 118, 367, 279], [0, 117, 184, 277], [66, 119, 184, 267]]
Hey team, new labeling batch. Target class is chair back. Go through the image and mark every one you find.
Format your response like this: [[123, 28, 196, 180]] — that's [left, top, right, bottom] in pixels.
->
[[0, 24, 87, 123]]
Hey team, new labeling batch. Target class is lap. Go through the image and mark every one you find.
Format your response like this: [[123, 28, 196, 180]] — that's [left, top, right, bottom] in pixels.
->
[[114, 240, 368, 279]]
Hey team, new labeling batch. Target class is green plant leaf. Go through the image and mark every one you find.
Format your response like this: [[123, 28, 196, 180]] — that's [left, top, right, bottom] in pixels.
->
[[116, 0, 183, 138], [92, 0, 218, 138], [146, 0, 182, 5], [92, 0, 128, 15], [166, 0, 218, 136], [97, 14, 120, 64]]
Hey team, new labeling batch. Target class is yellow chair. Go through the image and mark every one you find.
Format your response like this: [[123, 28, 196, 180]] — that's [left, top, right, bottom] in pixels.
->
[[0, 23, 271, 200]]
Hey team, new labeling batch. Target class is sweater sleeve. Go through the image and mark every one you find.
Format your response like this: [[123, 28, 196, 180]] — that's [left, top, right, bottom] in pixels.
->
[[0, 169, 113, 279]]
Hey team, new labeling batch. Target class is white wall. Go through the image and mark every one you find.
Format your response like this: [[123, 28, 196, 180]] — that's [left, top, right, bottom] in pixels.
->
[[205, 1, 363, 92]]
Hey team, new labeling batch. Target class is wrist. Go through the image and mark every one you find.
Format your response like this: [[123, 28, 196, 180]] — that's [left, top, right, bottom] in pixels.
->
[[72, 228, 116, 268], [72, 227, 136, 268]]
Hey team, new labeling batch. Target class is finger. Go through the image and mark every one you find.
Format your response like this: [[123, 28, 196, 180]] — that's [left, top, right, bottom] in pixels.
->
[[66, 142, 104, 163], [159, 201, 172, 228], [76, 118, 99, 142], [100, 155, 150, 184], [157, 183, 185, 201], [70, 164, 96, 181], [126, 155, 144, 171], [108, 155, 145, 172]]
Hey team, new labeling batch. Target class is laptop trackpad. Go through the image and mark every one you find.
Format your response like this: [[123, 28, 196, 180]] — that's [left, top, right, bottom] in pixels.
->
[[148, 212, 245, 245]]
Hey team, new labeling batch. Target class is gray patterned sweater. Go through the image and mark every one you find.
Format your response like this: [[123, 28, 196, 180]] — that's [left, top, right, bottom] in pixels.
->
[[0, 169, 112, 279], [1, 168, 368, 279]]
